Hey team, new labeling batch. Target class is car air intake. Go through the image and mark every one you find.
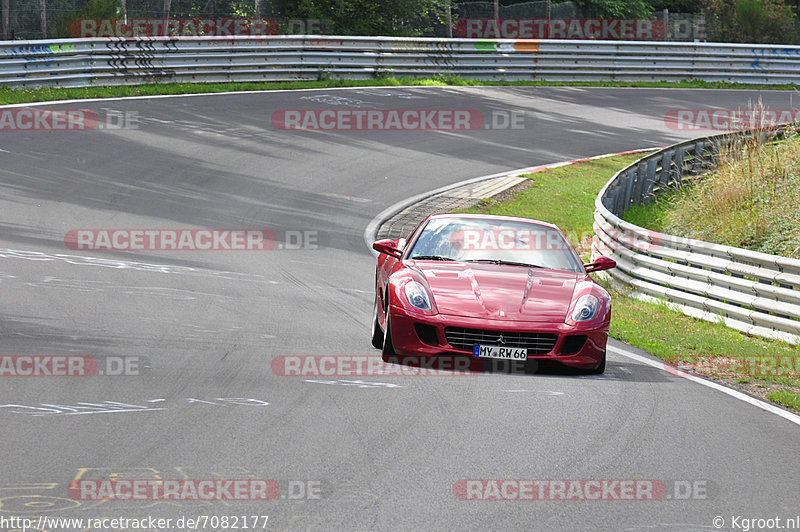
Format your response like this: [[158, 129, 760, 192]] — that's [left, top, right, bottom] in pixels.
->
[[444, 327, 557, 354], [560, 335, 588, 355], [414, 323, 440, 346]]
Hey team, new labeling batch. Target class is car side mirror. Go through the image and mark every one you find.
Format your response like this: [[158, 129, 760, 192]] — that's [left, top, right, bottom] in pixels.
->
[[584, 256, 616, 273], [373, 239, 403, 259]]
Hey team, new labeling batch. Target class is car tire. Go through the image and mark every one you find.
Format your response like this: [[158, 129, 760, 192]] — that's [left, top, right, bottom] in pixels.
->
[[382, 308, 396, 357], [587, 352, 606, 374], [371, 298, 384, 349]]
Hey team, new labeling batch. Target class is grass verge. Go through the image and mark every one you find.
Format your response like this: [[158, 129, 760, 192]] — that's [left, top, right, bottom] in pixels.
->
[[622, 132, 800, 259], [460, 152, 800, 412], [1, 77, 799, 105], [461, 153, 651, 257], [768, 389, 800, 410]]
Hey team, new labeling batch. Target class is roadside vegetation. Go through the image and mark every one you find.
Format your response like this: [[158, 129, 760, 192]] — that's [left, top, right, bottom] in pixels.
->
[[704, 0, 800, 44], [10, 0, 800, 44], [3, 78, 800, 106], [460, 152, 800, 413], [623, 131, 800, 259], [463, 153, 650, 257]]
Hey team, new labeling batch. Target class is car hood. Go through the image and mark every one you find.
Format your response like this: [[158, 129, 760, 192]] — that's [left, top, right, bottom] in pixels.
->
[[414, 262, 579, 322]]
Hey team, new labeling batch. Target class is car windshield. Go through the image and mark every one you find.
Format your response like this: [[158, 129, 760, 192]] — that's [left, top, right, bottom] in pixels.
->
[[407, 217, 584, 273]]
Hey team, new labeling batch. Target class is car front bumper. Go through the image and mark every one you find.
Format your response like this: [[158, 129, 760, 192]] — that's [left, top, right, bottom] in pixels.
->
[[387, 305, 608, 369]]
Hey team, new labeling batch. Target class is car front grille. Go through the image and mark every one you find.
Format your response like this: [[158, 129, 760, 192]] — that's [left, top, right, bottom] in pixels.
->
[[444, 327, 558, 355]]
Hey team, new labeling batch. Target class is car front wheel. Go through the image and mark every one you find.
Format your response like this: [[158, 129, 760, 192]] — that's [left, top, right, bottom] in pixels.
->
[[381, 308, 396, 357], [371, 298, 384, 349], [587, 352, 606, 374]]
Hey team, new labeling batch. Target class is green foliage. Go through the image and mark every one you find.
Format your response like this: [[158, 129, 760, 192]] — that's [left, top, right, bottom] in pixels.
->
[[274, 0, 451, 36], [372, 67, 390, 80], [460, 152, 653, 258], [5, 79, 800, 107], [56, 0, 123, 38], [74, 0, 123, 18], [648, 0, 704, 11], [170, 0, 258, 17], [573, 0, 654, 17], [703, 0, 799, 43], [735, 0, 768, 34], [622, 133, 800, 260], [767, 389, 800, 410], [620, 190, 675, 233], [431, 72, 463, 85]]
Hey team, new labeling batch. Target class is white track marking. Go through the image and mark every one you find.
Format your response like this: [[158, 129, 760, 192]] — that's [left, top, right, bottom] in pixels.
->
[[608, 344, 800, 428]]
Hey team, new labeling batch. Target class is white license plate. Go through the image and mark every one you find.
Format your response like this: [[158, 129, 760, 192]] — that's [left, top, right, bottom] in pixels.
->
[[473, 344, 528, 360]]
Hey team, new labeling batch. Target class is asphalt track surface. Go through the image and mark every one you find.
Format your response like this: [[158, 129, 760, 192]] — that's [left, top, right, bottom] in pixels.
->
[[1, 87, 799, 532]]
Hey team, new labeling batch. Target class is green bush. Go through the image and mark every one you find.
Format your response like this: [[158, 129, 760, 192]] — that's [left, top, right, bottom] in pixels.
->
[[703, 0, 799, 44], [56, 0, 123, 39], [274, 0, 450, 36]]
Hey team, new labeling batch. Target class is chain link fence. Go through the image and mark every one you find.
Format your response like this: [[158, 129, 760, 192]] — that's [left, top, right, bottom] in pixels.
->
[[455, 0, 578, 18]]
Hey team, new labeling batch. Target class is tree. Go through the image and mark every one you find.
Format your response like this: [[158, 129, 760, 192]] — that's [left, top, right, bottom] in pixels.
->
[[57, 0, 124, 38], [275, 0, 451, 36], [703, 0, 798, 43], [40, 0, 47, 37], [2, 0, 9, 39], [648, 0, 704, 12], [572, 0, 654, 17]]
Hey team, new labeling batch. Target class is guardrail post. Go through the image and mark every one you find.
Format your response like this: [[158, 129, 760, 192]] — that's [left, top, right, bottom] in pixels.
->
[[642, 158, 659, 203]]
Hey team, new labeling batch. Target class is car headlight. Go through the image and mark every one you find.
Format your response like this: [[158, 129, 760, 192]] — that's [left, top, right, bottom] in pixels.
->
[[572, 294, 599, 322], [404, 281, 432, 311]]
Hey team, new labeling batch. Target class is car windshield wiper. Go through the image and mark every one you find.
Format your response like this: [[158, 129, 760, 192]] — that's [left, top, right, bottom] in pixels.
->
[[410, 255, 455, 261], [464, 259, 545, 268]]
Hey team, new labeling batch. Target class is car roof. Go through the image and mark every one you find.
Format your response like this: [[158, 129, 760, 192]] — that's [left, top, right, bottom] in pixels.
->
[[422, 212, 561, 231]]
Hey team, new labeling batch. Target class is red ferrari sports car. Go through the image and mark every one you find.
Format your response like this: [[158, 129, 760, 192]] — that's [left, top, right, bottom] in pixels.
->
[[371, 213, 616, 373]]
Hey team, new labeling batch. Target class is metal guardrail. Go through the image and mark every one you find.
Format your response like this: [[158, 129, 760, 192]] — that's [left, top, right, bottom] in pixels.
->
[[2, 36, 800, 88], [592, 127, 800, 344]]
